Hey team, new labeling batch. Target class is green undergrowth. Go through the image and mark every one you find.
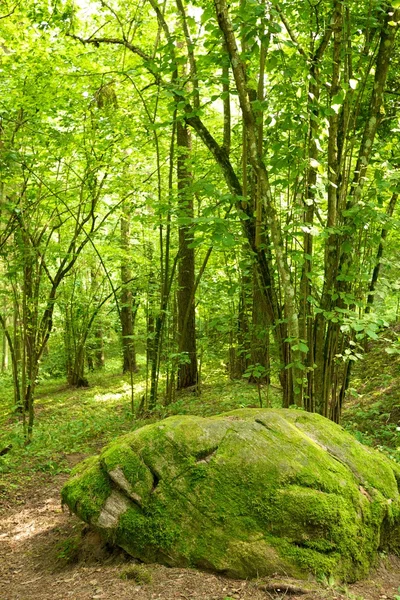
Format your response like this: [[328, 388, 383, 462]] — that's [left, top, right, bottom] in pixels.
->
[[0, 358, 280, 493], [2, 333, 399, 499], [120, 564, 153, 584], [343, 331, 400, 463]]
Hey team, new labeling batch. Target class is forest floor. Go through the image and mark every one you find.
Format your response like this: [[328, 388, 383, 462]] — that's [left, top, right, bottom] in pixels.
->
[[1, 463, 399, 600], [1, 348, 400, 600]]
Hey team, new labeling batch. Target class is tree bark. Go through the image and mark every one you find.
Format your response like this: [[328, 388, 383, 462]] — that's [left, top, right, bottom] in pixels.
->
[[120, 210, 138, 374], [213, 0, 303, 405], [176, 121, 198, 389], [366, 194, 398, 312], [250, 269, 270, 385]]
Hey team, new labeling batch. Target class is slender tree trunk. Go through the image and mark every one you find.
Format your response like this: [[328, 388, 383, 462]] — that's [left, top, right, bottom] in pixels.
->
[[176, 121, 198, 389], [213, 0, 303, 405], [366, 193, 398, 313], [2, 313, 8, 372], [319, 6, 399, 421], [120, 209, 138, 373], [300, 26, 331, 412], [313, 0, 343, 417], [250, 269, 270, 384], [229, 272, 251, 380], [71, 346, 86, 387], [94, 327, 105, 369], [64, 309, 73, 384]]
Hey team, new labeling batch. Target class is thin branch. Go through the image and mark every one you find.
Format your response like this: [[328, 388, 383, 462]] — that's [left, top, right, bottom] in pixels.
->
[[175, 0, 200, 109], [313, 16, 333, 61], [99, 1, 124, 34], [67, 33, 152, 62], [273, 2, 307, 59], [0, 2, 19, 19]]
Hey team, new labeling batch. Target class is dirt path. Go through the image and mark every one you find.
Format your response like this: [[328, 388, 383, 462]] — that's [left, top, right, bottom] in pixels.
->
[[1, 462, 399, 600]]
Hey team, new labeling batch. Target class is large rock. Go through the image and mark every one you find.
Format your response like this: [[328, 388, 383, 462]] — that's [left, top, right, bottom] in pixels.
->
[[61, 408, 400, 581]]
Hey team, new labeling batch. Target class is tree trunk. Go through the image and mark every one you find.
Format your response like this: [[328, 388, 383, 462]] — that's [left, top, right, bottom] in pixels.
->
[[176, 121, 198, 389], [313, 6, 399, 419], [249, 269, 270, 384], [121, 210, 138, 374], [229, 279, 250, 380], [94, 327, 105, 369], [2, 316, 8, 372]]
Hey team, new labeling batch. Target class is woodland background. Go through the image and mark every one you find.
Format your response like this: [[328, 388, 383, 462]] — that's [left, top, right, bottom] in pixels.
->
[[2, 3, 400, 598], [0, 0, 400, 442]]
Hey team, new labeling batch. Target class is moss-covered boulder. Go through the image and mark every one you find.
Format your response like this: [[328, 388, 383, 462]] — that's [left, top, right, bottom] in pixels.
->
[[61, 409, 400, 581]]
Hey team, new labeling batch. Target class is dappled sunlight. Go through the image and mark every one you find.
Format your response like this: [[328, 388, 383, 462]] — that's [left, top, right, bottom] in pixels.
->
[[0, 496, 63, 543], [93, 381, 147, 403], [94, 390, 130, 403]]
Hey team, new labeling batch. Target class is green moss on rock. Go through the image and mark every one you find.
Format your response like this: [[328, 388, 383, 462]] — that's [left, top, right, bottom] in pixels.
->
[[61, 409, 400, 582], [61, 456, 111, 523]]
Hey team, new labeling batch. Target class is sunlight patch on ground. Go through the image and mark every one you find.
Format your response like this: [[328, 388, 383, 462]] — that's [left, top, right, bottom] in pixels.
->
[[93, 381, 146, 403], [0, 497, 62, 542], [94, 390, 130, 403]]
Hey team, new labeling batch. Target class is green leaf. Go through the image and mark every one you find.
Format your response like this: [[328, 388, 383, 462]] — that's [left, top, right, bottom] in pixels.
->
[[309, 158, 320, 169], [366, 329, 379, 340], [331, 91, 345, 106]]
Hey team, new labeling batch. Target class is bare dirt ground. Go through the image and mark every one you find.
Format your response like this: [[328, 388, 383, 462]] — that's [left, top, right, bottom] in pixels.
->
[[1, 455, 399, 600]]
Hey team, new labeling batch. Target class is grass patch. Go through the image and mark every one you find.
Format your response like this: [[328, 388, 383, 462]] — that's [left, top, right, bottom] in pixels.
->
[[56, 535, 82, 565], [0, 357, 281, 493], [120, 564, 153, 584], [2, 336, 399, 499]]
